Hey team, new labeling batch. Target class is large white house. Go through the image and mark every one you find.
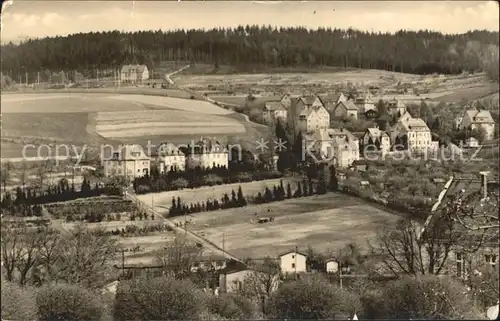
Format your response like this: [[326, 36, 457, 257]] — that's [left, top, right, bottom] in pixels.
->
[[103, 144, 150, 178], [306, 128, 360, 168], [120, 64, 149, 84], [279, 250, 307, 274], [156, 142, 186, 173], [186, 137, 229, 169], [296, 95, 330, 133], [362, 128, 391, 154], [390, 114, 433, 153], [459, 109, 496, 141], [262, 102, 288, 123]]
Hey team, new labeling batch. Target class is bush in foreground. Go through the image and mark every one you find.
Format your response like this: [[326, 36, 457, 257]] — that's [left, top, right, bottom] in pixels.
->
[[114, 275, 207, 320], [1, 280, 38, 321], [208, 293, 262, 320], [36, 283, 108, 321]]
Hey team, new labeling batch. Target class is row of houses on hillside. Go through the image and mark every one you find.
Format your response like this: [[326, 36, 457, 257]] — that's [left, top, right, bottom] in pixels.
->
[[102, 137, 230, 178]]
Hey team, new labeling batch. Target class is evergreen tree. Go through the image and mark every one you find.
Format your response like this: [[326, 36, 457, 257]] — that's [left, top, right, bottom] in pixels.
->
[[286, 183, 293, 199], [231, 189, 237, 207], [264, 187, 273, 203], [294, 182, 303, 198], [308, 179, 314, 196], [329, 165, 338, 191], [237, 186, 247, 207], [432, 117, 441, 132], [302, 179, 308, 196]]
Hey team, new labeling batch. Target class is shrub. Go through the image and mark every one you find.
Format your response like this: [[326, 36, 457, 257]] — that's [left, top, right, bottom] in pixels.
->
[[209, 293, 262, 320], [36, 284, 107, 321], [114, 275, 207, 320], [203, 174, 223, 186], [171, 177, 189, 190], [1, 281, 38, 321]]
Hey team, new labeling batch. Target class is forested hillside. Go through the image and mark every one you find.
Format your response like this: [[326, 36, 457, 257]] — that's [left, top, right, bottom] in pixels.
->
[[1, 26, 498, 80]]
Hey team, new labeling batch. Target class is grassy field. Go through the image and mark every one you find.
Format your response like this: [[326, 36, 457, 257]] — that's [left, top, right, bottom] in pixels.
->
[[435, 83, 499, 103], [169, 193, 404, 258], [1, 93, 258, 158], [138, 178, 300, 212]]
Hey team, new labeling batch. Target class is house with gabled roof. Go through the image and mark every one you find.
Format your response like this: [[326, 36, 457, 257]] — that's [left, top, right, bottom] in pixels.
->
[[354, 92, 376, 114], [103, 144, 151, 178], [120, 64, 149, 84], [459, 108, 496, 141], [333, 100, 359, 120], [362, 127, 391, 154], [185, 137, 229, 169], [387, 98, 407, 118], [262, 101, 287, 123], [306, 128, 360, 168], [319, 92, 348, 113], [390, 114, 434, 153], [279, 249, 308, 274], [296, 95, 330, 133]]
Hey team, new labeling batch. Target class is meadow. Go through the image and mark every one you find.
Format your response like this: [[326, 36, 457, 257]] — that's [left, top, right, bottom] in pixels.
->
[[169, 193, 403, 259]]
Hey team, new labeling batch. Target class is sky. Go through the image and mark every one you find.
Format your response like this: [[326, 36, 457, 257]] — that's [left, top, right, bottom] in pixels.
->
[[1, 1, 499, 44]]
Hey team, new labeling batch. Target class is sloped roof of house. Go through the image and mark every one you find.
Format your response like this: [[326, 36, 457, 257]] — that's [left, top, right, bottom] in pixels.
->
[[336, 100, 358, 111], [465, 109, 495, 124], [192, 137, 228, 154], [278, 250, 308, 257], [264, 102, 286, 111], [366, 128, 389, 139], [320, 92, 345, 104], [157, 142, 185, 157], [107, 144, 150, 160], [399, 116, 430, 132], [121, 64, 148, 74], [299, 95, 320, 106]]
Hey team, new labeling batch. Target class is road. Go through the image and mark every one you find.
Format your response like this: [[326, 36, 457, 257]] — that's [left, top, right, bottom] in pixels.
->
[[165, 65, 191, 85], [124, 191, 245, 264]]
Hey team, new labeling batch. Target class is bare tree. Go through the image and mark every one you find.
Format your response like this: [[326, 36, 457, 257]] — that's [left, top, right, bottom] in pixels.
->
[[1, 161, 12, 194], [239, 257, 281, 301], [1, 221, 26, 282], [37, 228, 62, 283], [56, 224, 118, 288], [370, 217, 465, 276], [154, 235, 203, 278]]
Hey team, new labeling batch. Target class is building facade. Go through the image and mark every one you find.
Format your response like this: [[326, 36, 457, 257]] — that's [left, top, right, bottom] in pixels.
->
[[333, 100, 359, 120], [459, 109, 496, 141], [263, 102, 288, 123], [156, 142, 186, 173], [296, 96, 330, 133], [186, 137, 229, 169], [390, 114, 432, 153], [306, 128, 360, 168], [362, 128, 391, 154], [103, 145, 150, 178], [279, 250, 307, 274], [387, 98, 407, 118], [120, 64, 149, 84]]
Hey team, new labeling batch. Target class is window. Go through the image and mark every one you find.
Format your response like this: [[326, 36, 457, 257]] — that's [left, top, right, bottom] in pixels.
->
[[291, 255, 295, 259], [456, 253, 468, 278], [291, 263, 296, 269], [485, 254, 497, 268]]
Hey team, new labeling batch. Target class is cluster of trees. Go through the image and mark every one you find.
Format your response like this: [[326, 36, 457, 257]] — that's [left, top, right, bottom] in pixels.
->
[[0, 177, 122, 217], [2, 28, 499, 81], [92, 223, 172, 238], [168, 186, 247, 217], [133, 167, 283, 195]]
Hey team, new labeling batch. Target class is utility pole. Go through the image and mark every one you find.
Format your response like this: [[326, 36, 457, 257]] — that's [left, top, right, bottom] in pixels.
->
[[37, 71, 40, 87]]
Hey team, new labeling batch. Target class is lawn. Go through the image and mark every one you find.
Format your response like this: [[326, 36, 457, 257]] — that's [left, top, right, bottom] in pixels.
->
[[435, 83, 499, 103], [169, 193, 404, 259], [138, 178, 300, 211]]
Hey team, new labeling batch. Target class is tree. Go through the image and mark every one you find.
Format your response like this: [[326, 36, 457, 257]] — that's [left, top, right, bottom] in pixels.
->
[[239, 257, 281, 306], [1, 280, 38, 321], [363, 275, 482, 319], [370, 217, 463, 276], [467, 262, 500, 310], [0, 161, 11, 194], [208, 293, 262, 320], [376, 99, 389, 118], [154, 235, 202, 279], [294, 181, 303, 197], [237, 185, 247, 207], [432, 117, 441, 132], [286, 183, 293, 199], [329, 165, 338, 191], [114, 275, 207, 320], [267, 274, 362, 319], [36, 284, 108, 321], [419, 100, 431, 119]]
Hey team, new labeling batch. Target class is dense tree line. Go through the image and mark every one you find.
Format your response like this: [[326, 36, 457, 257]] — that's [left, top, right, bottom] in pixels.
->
[[1, 28, 498, 81]]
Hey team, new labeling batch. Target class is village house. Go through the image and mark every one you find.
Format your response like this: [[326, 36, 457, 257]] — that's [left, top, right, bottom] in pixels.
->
[[325, 258, 340, 273], [364, 109, 378, 119], [332, 100, 359, 120], [185, 137, 229, 169], [362, 128, 391, 154], [156, 142, 186, 173], [279, 250, 307, 274], [319, 92, 348, 113], [219, 265, 280, 294], [458, 108, 496, 141], [103, 144, 150, 178], [390, 114, 433, 153], [296, 95, 330, 133], [386, 98, 407, 118], [120, 64, 149, 84], [354, 92, 376, 114], [306, 128, 360, 168], [262, 101, 288, 123]]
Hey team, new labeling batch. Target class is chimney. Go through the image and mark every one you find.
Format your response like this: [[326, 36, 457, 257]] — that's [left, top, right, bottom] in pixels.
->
[[479, 171, 490, 199]]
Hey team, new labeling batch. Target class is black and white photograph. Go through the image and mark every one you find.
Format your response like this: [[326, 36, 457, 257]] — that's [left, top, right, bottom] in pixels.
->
[[1, 0, 499, 320]]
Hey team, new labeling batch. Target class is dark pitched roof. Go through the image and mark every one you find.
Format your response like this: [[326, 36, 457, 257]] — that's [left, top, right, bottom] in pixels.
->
[[278, 250, 308, 257]]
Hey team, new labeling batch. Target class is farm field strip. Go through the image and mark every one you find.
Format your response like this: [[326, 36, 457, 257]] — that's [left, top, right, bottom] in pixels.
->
[[96, 121, 244, 131], [106, 94, 233, 115], [140, 177, 300, 211], [97, 125, 246, 138], [95, 109, 240, 123]]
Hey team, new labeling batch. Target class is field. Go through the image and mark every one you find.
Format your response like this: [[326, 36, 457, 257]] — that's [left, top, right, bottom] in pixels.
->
[[1, 93, 256, 159], [169, 193, 403, 258], [138, 178, 300, 212]]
